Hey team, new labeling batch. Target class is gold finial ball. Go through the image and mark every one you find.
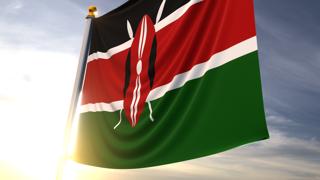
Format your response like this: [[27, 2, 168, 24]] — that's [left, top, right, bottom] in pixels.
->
[[88, 6, 97, 17]]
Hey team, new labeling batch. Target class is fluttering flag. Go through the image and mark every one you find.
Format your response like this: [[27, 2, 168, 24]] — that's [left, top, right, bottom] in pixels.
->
[[73, 0, 269, 169]]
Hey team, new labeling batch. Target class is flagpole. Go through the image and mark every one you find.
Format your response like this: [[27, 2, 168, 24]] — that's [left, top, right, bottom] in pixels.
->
[[56, 6, 97, 180]]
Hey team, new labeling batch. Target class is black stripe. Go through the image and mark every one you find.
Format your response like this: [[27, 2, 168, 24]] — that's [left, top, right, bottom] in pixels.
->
[[89, 0, 190, 54]]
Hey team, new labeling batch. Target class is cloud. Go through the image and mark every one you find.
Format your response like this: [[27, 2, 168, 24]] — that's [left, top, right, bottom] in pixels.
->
[[0, 0, 85, 53], [267, 114, 296, 125], [5, 1, 23, 12], [254, 0, 320, 139]]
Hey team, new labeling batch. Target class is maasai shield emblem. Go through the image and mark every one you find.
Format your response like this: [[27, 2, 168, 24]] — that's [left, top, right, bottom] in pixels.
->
[[119, 0, 166, 128]]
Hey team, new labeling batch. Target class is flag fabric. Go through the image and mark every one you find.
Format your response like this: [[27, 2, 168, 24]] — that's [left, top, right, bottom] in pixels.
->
[[73, 0, 269, 169]]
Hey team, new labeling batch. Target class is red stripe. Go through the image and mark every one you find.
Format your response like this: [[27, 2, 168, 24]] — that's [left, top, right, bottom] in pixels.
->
[[82, 50, 128, 104], [82, 0, 256, 105]]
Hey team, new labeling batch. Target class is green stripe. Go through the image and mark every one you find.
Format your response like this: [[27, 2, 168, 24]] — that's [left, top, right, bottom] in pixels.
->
[[73, 51, 269, 168]]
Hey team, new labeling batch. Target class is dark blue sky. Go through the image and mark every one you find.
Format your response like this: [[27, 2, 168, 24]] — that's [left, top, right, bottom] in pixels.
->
[[256, 0, 320, 139], [0, 0, 319, 179]]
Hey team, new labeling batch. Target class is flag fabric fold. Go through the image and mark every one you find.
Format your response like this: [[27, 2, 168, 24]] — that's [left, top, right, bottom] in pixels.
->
[[73, 0, 269, 169]]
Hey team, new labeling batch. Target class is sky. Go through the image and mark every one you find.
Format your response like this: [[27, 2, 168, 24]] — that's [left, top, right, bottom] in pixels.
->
[[0, 0, 319, 180]]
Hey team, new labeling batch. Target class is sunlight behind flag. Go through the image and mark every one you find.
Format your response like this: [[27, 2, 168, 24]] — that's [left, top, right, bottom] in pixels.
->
[[0, 49, 77, 180]]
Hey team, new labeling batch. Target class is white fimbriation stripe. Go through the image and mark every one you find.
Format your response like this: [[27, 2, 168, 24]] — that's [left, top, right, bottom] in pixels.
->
[[147, 37, 258, 101], [80, 36, 258, 113], [87, 0, 203, 63], [87, 39, 133, 62], [80, 100, 123, 113], [154, 0, 203, 32]]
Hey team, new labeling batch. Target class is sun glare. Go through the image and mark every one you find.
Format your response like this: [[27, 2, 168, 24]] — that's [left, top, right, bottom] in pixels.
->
[[0, 49, 78, 179]]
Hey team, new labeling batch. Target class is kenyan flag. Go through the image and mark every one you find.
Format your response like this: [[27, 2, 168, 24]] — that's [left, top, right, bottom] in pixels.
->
[[73, 0, 269, 169]]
